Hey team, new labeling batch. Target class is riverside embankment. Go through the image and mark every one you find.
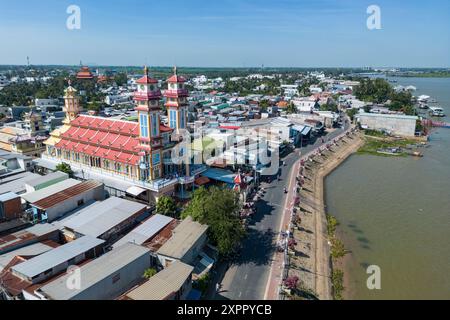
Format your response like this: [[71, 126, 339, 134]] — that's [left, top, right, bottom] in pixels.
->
[[285, 130, 364, 300]]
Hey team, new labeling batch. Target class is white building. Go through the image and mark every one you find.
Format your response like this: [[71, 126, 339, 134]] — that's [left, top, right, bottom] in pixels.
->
[[292, 97, 318, 112], [356, 112, 419, 137]]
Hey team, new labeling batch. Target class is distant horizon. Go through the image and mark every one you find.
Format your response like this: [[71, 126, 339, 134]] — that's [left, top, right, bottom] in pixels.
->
[[1, 64, 449, 70]]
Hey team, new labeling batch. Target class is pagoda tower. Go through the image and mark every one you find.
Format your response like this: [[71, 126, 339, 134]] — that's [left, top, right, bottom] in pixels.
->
[[63, 81, 81, 124], [164, 66, 188, 134], [134, 66, 163, 181]]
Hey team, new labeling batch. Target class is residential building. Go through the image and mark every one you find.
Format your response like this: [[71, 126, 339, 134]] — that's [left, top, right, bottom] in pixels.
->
[[9, 235, 104, 284], [58, 196, 147, 243], [121, 261, 194, 300], [112, 213, 174, 249], [22, 179, 105, 223], [34, 243, 151, 300], [156, 216, 208, 267]]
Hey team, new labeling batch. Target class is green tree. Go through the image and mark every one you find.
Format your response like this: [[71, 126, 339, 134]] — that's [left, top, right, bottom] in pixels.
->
[[114, 72, 128, 86], [346, 108, 359, 121], [143, 268, 157, 279], [259, 99, 270, 113], [286, 102, 297, 114], [56, 162, 74, 177], [181, 186, 245, 256], [156, 195, 178, 217]]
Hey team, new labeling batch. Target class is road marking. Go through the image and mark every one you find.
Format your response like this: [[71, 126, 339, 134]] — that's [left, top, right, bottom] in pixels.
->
[[238, 291, 242, 298], [244, 274, 248, 280]]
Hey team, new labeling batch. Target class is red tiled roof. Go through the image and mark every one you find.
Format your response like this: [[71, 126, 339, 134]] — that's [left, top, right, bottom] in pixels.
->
[[136, 75, 158, 84], [55, 115, 173, 166], [159, 124, 173, 133], [167, 74, 186, 83]]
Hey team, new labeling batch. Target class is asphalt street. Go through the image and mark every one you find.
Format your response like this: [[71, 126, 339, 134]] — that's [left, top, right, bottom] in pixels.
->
[[209, 118, 349, 300]]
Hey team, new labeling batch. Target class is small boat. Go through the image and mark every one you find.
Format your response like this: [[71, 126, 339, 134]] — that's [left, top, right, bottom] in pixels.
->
[[418, 103, 429, 110], [429, 107, 445, 117], [377, 148, 402, 156]]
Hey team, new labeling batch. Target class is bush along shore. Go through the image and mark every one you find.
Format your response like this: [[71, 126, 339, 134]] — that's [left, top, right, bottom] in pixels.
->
[[357, 130, 428, 158], [327, 214, 348, 300]]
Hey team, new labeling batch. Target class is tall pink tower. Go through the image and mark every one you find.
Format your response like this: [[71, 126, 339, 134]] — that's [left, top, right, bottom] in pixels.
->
[[134, 66, 163, 181], [164, 66, 189, 134]]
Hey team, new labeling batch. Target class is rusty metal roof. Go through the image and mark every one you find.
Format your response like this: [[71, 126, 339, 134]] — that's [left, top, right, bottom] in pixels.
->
[[32, 180, 103, 210]]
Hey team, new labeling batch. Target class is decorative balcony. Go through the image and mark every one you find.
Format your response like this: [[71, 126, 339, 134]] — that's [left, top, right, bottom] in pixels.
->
[[164, 89, 189, 98], [134, 91, 162, 101]]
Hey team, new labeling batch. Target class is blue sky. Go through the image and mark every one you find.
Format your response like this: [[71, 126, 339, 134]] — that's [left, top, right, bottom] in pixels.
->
[[0, 0, 449, 67]]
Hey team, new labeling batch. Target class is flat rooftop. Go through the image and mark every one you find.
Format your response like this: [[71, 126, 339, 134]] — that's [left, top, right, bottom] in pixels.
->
[[31, 180, 104, 210], [0, 223, 58, 254], [61, 197, 147, 238], [21, 179, 81, 204], [357, 112, 419, 120], [11, 236, 105, 279], [39, 243, 150, 300], [125, 261, 193, 300], [25, 171, 68, 188], [157, 216, 208, 260], [113, 214, 173, 248], [0, 172, 42, 195]]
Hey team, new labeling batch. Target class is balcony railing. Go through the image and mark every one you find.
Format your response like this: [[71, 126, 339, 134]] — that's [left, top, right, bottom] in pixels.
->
[[164, 89, 189, 97], [134, 91, 162, 100]]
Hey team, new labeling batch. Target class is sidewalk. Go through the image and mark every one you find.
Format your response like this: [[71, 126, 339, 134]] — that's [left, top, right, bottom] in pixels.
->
[[264, 125, 355, 300]]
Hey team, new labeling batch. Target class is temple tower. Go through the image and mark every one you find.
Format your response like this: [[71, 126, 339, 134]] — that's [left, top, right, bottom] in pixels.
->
[[164, 66, 188, 133], [135, 66, 163, 181], [63, 81, 81, 124]]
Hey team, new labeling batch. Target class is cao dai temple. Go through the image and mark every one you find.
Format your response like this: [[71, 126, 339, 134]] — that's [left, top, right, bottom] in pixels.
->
[[41, 67, 203, 202]]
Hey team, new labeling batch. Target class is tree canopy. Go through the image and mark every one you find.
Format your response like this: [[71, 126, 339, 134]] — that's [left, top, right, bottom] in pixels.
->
[[181, 186, 245, 256], [354, 78, 415, 115], [56, 162, 74, 177], [156, 195, 178, 218]]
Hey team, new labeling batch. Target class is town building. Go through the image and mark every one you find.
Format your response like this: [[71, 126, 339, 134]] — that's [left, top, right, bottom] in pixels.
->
[[58, 196, 147, 244], [22, 179, 105, 223], [121, 260, 194, 300], [356, 112, 419, 137], [9, 235, 104, 284], [76, 66, 94, 80], [24, 171, 68, 193], [0, 223, 59, 255], [41, 67, 205, 202], [156, 216, 208, 267], [112, 213, 174, 249], [34, 243, 151, 300]]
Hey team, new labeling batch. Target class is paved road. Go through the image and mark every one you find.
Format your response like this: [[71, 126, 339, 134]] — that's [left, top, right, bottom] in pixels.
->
[[209, 118, 349, 300]]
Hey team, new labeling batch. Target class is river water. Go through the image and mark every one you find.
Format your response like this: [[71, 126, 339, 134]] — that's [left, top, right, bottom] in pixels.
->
[[325, 77, 450, 300]]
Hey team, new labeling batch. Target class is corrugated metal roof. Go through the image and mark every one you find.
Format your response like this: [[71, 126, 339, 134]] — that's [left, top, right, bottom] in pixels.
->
[[32, 180, 103, 210], [0, 172, 42, 195], [0, 242, 54, 273], [21, 179, 81, 204], [126, 261, 193, 300], [26, 223, 59, 237], [39, 243, 150, 300], [0, 192, 19, 202], [25, 172, 68, 188], [11, 236, 105, 279], [157, 216, 208, 259], [62, 197, 147, 238], [113, 214, 173, 248]]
